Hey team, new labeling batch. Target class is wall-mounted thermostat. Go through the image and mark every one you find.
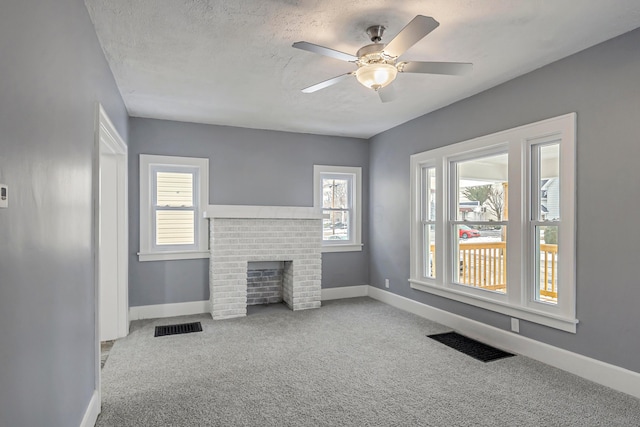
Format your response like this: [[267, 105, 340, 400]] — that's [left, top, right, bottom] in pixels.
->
[[0, 184, 8, 208]]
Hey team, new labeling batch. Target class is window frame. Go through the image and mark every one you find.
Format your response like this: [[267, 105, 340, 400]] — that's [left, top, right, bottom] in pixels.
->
[[314, 165, 363, 253], [139, 154, 209, 262], [421, 164, 437, 279], [150, 164, 199, 252], [409, 113, 577, 332]]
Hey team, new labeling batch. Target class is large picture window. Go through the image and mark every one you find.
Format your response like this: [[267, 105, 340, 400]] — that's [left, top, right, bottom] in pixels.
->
[[451, 152, 508, 293], [410, 114, 576, 332], [139, 155, 209, 261]]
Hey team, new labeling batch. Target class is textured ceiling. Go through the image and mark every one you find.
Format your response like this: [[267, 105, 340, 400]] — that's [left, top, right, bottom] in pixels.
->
[[85, 1, 640, 138]]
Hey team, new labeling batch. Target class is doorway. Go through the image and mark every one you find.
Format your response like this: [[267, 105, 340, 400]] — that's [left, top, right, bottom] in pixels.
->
[[96, 104, 128, 342]]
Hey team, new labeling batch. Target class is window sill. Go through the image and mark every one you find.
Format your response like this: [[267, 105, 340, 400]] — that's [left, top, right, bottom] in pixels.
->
[[321, 243, 363, 253], [138, 251, 210, 262], [409, 279, 578, 333]]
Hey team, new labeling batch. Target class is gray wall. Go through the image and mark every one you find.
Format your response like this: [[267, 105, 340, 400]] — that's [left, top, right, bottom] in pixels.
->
[[129, 119, 369, 306], [0, 1, 128, 426], [369, 27, 640, 373]]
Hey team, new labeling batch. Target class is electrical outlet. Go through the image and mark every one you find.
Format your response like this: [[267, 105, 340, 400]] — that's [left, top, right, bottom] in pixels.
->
[[384, 279, 390, 288], [511, 318, 520, 333]]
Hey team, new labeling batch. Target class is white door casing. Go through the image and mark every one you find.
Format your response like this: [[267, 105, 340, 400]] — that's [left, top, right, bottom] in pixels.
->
[[96, 105, 128, 342], [99, 154, 120, 340]]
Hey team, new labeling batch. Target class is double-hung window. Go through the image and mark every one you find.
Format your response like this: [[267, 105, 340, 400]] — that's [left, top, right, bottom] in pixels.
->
[[139, 155, 209, 261], [410, 113, 577, 332], [314, 165, 362, 252]]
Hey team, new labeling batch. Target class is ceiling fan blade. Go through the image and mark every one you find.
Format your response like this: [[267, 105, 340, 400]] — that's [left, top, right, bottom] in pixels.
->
[[292, 41, 358, 63], [383, 15, 440, 58], [399, 61, 473, 76], [301, 73, 354, 93], [378, 84, 396, 103]]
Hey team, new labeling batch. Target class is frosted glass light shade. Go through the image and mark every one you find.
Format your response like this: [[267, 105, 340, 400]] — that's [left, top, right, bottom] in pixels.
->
[[355, 63, 398, 90]]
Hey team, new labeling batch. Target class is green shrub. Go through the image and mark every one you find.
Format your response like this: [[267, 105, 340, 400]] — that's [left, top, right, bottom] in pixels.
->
[[543, 226, 558, 244]]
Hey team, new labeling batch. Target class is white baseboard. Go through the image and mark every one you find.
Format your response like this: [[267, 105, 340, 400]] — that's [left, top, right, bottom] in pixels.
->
[[79, 390, 100, 427], [129, 300, 211, 321], [321, 285, 369, 301], [367, 286, 640, 400], [129, 286, 369, 321]]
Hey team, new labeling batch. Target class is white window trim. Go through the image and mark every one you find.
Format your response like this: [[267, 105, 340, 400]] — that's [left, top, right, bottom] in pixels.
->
[[314, 165, 363, 253], [409, 113, 577, 332], [139, 154, 209, 262]]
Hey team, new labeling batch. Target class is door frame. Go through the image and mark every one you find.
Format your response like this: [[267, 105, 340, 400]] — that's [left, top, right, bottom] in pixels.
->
[[93, 103, 128, 405]]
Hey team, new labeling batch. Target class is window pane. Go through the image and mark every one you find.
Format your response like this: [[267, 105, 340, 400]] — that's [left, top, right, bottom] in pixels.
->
[[423, 167, 436, 221], [456, 153, 508, 221], [455, 224, 506, 294], [422, 167, 436, 279], [156, 172, 193, 207], [536, 144, 560, 221], [322, 210, 349, 241], [322, 178, 350, 209], [156, 210, 195, 245], [535, 226, 558, 304], [424, 224, 435, 278]]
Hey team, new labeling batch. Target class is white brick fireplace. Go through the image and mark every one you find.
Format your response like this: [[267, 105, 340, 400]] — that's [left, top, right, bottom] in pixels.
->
[[205, 205, 323, 320]]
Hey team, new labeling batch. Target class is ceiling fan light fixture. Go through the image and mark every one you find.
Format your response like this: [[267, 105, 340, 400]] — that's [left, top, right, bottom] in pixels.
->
[[293, 15, 471, 98], [355, 63, 398, 90]]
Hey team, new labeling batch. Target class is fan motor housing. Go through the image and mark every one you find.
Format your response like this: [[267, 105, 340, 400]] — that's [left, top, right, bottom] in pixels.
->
[[356, 43, 395, 66]]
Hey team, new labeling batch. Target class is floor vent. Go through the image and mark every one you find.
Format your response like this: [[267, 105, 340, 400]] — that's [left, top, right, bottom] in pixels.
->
[[154, 322, 202, 337], [427, 332, 514, 362]]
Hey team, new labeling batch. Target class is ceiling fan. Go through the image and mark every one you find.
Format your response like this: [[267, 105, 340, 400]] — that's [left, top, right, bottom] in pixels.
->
[[292, 15, 472, 102]]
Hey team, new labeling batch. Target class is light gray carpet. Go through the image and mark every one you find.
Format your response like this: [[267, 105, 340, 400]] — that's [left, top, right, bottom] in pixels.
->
[[101, 340, 115, 369], [97, 298, 640, 426]]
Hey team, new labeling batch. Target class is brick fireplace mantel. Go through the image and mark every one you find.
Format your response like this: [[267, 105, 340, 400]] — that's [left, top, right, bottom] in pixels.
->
[[204, 204, 322, 220], [205, 205, 323, 320]]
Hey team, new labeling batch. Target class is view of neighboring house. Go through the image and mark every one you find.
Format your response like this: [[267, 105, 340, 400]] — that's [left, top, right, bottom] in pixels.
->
[[541, 178, 560, 220]]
